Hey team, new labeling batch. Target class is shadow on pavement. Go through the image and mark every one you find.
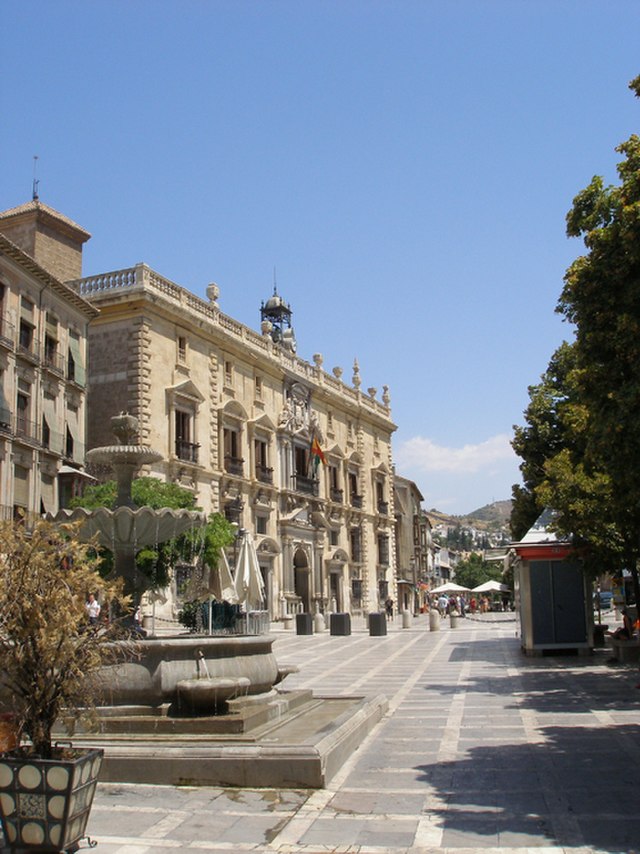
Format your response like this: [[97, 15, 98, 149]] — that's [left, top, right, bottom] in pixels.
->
[[415, 724, 640, 852]]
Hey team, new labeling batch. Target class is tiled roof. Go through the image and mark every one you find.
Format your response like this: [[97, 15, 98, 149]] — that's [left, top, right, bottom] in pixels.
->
[[0, 200, 91, 239]]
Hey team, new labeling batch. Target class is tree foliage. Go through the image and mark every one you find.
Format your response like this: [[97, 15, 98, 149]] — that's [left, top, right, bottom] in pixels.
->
[[453, 552, 503, 591], [70, 477, 235, 595], [512, 75, 640, 605], [0, 519, 129, 758]]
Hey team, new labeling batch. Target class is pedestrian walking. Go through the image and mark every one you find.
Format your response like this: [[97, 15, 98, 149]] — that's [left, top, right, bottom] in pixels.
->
[[385, 596, 394, 620], [86, 592, 101, 626]]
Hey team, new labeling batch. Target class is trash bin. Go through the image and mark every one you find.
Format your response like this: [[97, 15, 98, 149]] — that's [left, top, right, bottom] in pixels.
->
[[449, 613, 459, 629], [429, 610, 440, 632], [296, 613, 313, 635], [402, 609, 411, 629], [368, 612, 387, 636], [330, 613, 351, 636], [593, 624, 608, 647]]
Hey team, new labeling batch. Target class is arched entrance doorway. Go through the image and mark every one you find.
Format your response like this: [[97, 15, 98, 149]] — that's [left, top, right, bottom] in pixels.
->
[[293, 548, 310, 612]]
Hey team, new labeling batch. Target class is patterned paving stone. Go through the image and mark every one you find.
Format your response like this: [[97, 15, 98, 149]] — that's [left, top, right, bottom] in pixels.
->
[[15, 614, 636, 854]]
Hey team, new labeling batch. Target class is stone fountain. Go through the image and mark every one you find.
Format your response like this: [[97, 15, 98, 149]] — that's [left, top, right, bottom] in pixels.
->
[[53, 412, 206, 603], [49, 413, 387, 788]]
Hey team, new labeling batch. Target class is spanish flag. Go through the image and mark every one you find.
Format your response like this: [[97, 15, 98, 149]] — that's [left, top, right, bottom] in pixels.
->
[[310, 436, 327, 470]]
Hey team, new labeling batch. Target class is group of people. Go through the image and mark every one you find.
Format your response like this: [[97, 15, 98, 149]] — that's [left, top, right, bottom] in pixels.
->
[[85, 593, 144, 634]]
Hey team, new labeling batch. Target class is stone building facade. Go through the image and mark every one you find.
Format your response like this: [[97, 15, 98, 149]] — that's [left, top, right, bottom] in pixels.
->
[[69, 263, 398, 621], [393, 475, 433, 613], [0, 202, 97, 523]]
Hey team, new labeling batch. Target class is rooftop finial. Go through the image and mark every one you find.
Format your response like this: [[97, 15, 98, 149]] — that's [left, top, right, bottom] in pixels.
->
[[32, 155, 39, 201]]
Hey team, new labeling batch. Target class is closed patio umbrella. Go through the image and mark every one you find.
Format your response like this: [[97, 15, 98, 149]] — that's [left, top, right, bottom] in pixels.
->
[[233, 530, 265, 610]]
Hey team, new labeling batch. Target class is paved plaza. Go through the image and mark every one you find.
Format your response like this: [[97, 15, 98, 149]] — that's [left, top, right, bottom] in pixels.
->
[[58, 615, 640, 852]]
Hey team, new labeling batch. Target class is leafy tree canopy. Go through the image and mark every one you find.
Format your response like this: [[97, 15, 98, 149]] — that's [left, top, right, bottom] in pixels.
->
[[511, 75, 640, 605], [453, 553, 503, 591]]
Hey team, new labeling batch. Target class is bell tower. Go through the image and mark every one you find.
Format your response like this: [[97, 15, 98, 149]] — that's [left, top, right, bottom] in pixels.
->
[[260, 286, 296, 353]]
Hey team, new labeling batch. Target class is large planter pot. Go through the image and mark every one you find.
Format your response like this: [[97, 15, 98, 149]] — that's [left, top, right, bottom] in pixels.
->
[[0, 747, 103, 852]]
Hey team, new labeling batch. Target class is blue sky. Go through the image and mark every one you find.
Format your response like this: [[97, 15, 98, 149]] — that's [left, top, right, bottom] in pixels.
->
[[3, 1, 639, 514]]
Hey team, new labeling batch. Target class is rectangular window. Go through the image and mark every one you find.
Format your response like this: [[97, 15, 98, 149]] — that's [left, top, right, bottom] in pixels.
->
[[348, 471, 362, 507], [254, 438, 272, 483], [177, 336, 187, 362], [223, 428, 243, 474], [329, 464, 342, 502], [255, 375, 262, 399], [16, 380, 31, 437], [350, 527, 362, 562], [256, 515, 267, 535], [330, 529, 339, 546], [378, 534, 390, 566], [67, 331, 83, 385], [224, 360, 233, 385], [175, 410, 198, 463], [44, 334, 56, 362], [19, 319, 34, 353], [65, 425, 74, 459], [295, 445, 309, 476]]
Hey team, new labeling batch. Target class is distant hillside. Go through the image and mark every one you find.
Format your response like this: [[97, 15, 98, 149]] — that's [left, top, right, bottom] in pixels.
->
[[427, 500, 512, 533]]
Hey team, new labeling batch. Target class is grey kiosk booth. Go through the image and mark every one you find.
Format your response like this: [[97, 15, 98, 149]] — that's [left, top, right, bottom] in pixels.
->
[[513, 512, 593, 655]]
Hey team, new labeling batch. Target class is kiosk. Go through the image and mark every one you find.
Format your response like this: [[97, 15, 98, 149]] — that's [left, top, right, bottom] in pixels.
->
[[513, 510, 593, 655]]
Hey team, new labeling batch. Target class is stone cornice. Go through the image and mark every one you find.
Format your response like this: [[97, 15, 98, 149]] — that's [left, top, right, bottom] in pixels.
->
[[71, 263, 396, 432], [0, 233, 99, 319]]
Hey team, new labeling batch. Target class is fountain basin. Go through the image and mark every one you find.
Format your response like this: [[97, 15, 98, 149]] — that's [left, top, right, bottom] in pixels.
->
[[177, 676, 251, 714], [99, 635, 279, 707]]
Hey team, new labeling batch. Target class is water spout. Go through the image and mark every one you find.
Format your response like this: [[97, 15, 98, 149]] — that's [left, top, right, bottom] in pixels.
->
[[196, 649, 211, 680]]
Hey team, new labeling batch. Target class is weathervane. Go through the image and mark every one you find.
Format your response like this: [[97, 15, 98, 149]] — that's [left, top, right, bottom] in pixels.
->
[[32, 155, 39, 201]]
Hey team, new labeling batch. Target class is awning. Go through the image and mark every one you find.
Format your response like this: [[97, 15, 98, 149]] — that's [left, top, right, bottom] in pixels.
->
[[396, 578, 415, 587], [58, 465, 96, 480], [40, 474, 55, 513]]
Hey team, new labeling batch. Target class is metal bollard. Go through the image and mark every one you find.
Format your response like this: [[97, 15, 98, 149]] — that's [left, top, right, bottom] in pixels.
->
[[429, 610, 440, 632], [402, 609, 411, 628]]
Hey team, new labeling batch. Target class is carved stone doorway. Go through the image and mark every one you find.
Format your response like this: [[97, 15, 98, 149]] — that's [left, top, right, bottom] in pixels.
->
[[293, 548, 310, 612]]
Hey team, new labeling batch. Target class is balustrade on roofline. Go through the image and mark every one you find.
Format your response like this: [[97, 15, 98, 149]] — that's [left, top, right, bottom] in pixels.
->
[[70, 264, 391, 416]]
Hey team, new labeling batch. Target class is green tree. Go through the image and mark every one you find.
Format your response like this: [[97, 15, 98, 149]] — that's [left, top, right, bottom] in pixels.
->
[[453, 553, 503, 591], [512, 75, 640, 608], [511, 341, 582, 540], [71, 477, 235, 595]]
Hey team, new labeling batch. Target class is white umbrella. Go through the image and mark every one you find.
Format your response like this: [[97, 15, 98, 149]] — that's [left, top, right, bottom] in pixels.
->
[[233, 530, 265, 610], [431, 582, 470, 594], [201, 549, 238, 603], [472, 580, 511, 593]]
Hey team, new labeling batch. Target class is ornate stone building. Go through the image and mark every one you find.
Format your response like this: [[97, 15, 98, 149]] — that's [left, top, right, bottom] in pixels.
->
[[0, 201, 97, 523], [69, 262, 398, 621]]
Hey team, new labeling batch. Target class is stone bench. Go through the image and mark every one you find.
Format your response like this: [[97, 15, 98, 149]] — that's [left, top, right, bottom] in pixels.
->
[[609, 638, 640, 663]]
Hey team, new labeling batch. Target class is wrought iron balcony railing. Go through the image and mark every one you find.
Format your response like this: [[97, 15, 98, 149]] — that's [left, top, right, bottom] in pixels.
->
[[294, 474, 319, 496], [255, 463, 273, 484], [176, 439, 200, 464], [224, 455, 244, 476]]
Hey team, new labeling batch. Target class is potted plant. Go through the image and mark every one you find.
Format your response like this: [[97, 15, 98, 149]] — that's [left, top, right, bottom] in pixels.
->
[[0, 517, 129, 852]]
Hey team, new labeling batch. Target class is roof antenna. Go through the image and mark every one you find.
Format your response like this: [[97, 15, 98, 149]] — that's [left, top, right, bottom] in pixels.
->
[[273, 266, 277, 295], [32, 155, 39, 201]]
